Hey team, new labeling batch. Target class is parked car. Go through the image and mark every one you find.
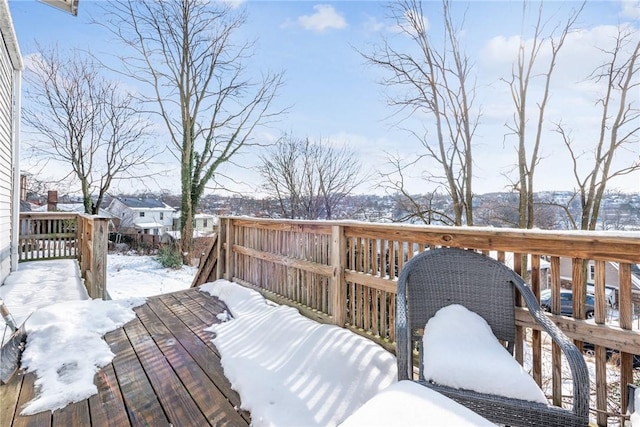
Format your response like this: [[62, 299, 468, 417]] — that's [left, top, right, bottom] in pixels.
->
[[540, 289, 595, 319], [540, 290, 638, 369]]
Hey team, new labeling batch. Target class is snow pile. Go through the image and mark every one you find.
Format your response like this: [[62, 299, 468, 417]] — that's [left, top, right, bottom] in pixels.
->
[[20, 298, 145, 415], [0, 260, 88, 328], [423, 304, 547, 403], [338, 380, 493, 426], [200, 279, 398, 427]]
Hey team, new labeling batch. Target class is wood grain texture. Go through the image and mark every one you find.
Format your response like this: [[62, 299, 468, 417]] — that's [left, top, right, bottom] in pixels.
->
[[88, 363, 129, 427], [0, 370, 24, 427], [106, 327, 170, 427], [11, 372, 51, 427], [0, 289, 251, 426]]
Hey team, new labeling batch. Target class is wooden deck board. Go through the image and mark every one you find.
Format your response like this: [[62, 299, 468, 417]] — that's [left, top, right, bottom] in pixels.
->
[[141, 300, 248, 426], [158, 292, 250, 421], [51, 400, 90, 426], [0, 366, 23, 426], [12, 373, 51, 427], [123, 316, 211, 426], [107, 327, 170, 427], [87, 363, 129, 427], [0, 287, 250, 427]]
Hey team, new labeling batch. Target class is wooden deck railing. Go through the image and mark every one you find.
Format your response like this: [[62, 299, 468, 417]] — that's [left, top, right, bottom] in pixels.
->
[[18, 212, 110, 299], [193, 216, 640, 426]]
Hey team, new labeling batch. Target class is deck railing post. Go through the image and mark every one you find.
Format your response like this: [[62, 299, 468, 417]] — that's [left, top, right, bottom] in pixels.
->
[[330, 225, 346, 327], [216, 218, 227, 280], [218, 218, 234, 281], [77, 214, 86, 273], [90, 217, 109, 299], [224, 218, 235, 281]]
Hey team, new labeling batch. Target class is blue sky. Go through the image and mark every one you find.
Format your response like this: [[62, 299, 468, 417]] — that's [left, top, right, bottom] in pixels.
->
[[9, 0, 640, 196]]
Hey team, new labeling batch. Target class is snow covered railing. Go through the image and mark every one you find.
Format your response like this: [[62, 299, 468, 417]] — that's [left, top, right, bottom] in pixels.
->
[[194, 216, 640, 426], [18, 212, 109, 299]]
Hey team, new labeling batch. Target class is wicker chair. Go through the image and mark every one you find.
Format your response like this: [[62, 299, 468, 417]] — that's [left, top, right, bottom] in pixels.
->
[[396, 247, 590, 427]]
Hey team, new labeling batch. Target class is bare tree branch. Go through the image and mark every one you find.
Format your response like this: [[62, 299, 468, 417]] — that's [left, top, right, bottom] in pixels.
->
[[258, 134, 367, 220], [503, 0, 584, 229], [22, 46, 155, 214], [555, 28, 639, 230], [360, 0, 478, 226], [99, 0, 286, 260]]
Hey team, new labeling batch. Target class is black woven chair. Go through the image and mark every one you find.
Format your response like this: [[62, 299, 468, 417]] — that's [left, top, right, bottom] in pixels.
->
[[396, 247, 589, 427]]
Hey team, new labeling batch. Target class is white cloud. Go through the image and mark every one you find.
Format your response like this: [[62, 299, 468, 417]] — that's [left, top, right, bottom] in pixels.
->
[[619, 0, 640, 19], [362, 15, 384, 33], [298, 4, 347, 32], [426, 20, 640, 194], [481, 34, 522, 65]]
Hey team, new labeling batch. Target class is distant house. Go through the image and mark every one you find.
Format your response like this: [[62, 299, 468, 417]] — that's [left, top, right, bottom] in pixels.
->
[[106, 197, 175, 236], [172, 211, 217, 236], [0, 2, 22, 284], [559, 258, 640, 307], [194, 213, 216, 234]]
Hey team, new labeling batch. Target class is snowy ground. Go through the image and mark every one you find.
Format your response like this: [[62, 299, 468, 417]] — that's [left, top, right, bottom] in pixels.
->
[[107, 253, 197, 299], [0, 255, 495, 424], [0, 260, 88, 326], [0, 255, 636, 425]]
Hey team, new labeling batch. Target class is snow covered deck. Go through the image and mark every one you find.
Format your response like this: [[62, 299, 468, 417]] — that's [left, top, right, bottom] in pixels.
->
[[1, 288, 250, 426]]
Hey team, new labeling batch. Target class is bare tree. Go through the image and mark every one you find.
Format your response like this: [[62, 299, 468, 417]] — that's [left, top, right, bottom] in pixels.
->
[[258, 134, 365, 220], [101, 0, 285, 261], [556, 28, 640, 230], [504, 1, 584, 229], [380, 153, 455, 225], [23, 47, 153, 214], [362, 0, 478, 226]]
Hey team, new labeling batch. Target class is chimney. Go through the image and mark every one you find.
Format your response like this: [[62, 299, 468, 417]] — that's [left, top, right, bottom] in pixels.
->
[[47, 190, 58, 212]]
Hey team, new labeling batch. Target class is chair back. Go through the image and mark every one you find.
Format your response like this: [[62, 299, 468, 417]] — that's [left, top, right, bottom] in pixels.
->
[[397, 248, 522, 350]]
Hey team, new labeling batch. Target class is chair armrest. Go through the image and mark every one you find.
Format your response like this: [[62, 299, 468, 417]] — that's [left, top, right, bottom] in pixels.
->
[[395, 285, 413, 381], [628, 384, 638, 416], [516, 281, 590, 420]]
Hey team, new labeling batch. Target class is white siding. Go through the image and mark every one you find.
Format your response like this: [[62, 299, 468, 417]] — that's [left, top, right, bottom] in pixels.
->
[[106, 199, 133, 227], [106, 199, 175, 232], [0, 29, 14, 283], [0, 1, 21, 284]]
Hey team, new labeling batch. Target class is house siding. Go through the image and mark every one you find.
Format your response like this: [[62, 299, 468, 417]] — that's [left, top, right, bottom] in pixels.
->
[[560, 258, 640, 290], [106, 198, 175, 235], [0, 3, 21, 284], [194, 214, 216, 234]]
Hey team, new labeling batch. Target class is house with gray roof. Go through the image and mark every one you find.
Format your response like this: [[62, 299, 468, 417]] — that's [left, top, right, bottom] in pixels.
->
[[106, 197, 176, 236]]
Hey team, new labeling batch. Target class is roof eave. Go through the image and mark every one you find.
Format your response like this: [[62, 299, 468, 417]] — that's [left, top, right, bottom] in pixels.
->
[[0, 0, 23, 70]]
